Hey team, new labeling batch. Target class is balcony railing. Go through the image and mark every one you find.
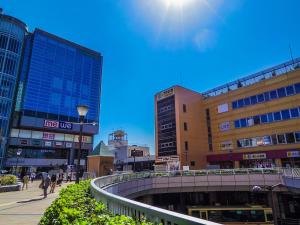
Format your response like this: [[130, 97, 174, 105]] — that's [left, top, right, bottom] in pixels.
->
[[203, 58, 300, 98], [90, 168, 285, 225]]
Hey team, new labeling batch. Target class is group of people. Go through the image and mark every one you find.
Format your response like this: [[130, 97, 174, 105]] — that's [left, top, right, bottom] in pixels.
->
[[21, 172, 67, 198]]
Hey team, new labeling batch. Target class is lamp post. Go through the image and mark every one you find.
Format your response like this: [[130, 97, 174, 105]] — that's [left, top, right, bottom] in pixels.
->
[[76, 105, 89, 184], [132, 149, 136, 172], [15, 148, 22, 175], [252, 183, 283, 225]]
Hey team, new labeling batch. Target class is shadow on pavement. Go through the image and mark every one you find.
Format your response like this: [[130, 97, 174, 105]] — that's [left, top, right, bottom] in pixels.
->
[[17, 197, 44, 203]]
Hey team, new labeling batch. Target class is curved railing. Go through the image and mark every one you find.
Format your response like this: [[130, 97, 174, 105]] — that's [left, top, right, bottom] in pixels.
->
[[282, 168, 300, 191], [90, 168, 284, 225]]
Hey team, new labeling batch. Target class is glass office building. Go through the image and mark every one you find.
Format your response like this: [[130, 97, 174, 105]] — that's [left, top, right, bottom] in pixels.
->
[[1, 12, 103, 172], [22, 29, 102, 123], [0, 12, 27, 167]]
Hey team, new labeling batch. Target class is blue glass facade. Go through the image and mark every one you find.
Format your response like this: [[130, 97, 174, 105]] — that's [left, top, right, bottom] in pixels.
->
[[22, 29, 102, 123], [0, 14, 27, 167]]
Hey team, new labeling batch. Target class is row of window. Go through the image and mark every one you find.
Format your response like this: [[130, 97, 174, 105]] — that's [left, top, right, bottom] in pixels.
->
[[160, 142, 175, 148], [10, 129, 92, 143], [234, 106, 300, 128], [237, 131, 300, 148], [0, 35, 21, 53], [159, 105, 172, 113], [232, 83, 300, 109], [0, 54, 18, 75], [160, 123, 173, 130], [0, 76, 15, 98], [0, 99, 11, 117]]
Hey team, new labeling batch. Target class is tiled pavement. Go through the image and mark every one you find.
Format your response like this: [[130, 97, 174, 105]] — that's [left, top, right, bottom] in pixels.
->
[[0, 180, 71, 225]]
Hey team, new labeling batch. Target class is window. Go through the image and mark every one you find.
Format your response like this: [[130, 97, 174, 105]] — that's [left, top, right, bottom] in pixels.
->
[[250, 95, 257, 104], [10, 129, 19, 137], [218, 103, 229, 113], [267, 113, 274, 122], [234, 120, 240, 128], [232, 101, 238, 109], [286, 85, 295, 96], [277, 87, 286, 98], [290, 108, 299, 118], [257, 94, 264, 103], [184, 122, 188, 131], [286, 133, 295, 144], [237, 99, 244, 108], [273, 111, 282, 121], [220, 141, 233, 150], [271, 134, 278, 145], [281, 109, 291, 120], [183, 104, 187, 112], [240, 118, 247, 127], [32, 131, 43, 139], [295, 83, 300, 94], [260, 114, 268, 123], [184, 141, 189, 151], [256, 137, 264, 146], [220, 121, 230, 131], [244, 97, 250, 106], [263, 136, 272, 145], [295, 132, 300, 142], [270, 90, 278, 99], [264, 92, 270, 101], [253, 116, 260, 125], [190, 161, 195, 166], [247, 118, 254, 126], [277, 134, 286, 144]]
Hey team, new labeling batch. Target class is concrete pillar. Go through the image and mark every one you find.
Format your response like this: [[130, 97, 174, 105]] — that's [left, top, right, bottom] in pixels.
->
[[68, 148, 75, 165], [209, 192, 217, 205], [234, 160, 240, 168]]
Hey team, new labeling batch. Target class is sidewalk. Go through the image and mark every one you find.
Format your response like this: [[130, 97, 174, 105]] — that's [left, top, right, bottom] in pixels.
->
[[0, 180, 71, 225]]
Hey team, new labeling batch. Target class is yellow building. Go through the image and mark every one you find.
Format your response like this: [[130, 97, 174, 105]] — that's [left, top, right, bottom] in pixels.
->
[[155, 58, 300, 169]]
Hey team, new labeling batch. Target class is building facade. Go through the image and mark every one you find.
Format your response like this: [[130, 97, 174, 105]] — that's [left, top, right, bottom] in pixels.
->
[[0, 11, 102, 172], [155, 58, 300, 169], [0, 11, 28, 167]]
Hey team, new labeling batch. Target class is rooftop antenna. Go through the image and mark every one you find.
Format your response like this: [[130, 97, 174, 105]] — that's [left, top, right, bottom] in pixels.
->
[[289, 44, 295, 65]]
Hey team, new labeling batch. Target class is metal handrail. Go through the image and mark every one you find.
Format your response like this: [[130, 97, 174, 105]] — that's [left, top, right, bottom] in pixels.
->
[[203, 58, 300, 98]]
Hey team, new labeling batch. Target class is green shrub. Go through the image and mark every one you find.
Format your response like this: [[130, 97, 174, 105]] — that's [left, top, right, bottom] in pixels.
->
[[0, 175, 17, 186], [40, 180, 154, 225]]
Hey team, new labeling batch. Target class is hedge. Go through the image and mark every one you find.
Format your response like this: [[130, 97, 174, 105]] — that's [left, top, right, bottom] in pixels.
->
[[40, 180, 154, 225], [0, 174, 17, 186]]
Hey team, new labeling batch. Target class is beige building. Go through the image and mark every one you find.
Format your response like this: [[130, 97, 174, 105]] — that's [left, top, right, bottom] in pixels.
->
[[155, 58, 300, 169]]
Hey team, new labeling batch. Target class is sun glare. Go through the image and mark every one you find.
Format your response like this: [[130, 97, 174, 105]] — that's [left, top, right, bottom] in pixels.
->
[[163, 0, 195, 9]]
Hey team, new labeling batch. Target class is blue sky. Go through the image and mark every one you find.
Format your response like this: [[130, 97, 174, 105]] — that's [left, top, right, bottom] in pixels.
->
[[3, 0, 300, 153]]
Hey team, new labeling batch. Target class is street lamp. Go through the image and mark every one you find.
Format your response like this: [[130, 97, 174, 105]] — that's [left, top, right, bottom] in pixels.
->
[[132, 149, 136, 172], [15, 148, 22, 175], [252, 183, 283, 225], [76, 105, 89, 184]]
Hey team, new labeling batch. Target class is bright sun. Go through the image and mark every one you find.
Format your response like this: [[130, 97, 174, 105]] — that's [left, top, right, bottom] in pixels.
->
[[163, 0, 195, 9]]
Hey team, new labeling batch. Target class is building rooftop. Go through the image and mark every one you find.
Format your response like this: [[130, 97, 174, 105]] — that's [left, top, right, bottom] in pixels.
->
[[202, 57, 300, 98]]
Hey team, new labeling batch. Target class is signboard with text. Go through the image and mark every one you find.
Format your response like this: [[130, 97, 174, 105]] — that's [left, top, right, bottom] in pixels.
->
[[44, 120, 72, 130], [287, 151, 300, 158], [243, 153, 266, 160]]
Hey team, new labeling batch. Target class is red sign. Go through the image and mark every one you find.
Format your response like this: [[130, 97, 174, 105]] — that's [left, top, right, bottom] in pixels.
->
[[44, 120, 59, 128], [43, 132, 55, 140]]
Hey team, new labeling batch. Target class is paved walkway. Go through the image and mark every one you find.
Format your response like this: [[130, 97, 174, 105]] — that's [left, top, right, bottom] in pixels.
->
[[0, 180, 71, 225]]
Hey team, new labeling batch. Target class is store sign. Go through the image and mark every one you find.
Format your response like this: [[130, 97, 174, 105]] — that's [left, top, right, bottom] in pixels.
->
[[43, 132, 55, 140], [243, 153, 266, 160], [44, 120, 72, 130], [20, 139, 28, 145], [55, 141, 63, 146], [44, 141, 52, 147], [287, 151, 300, 158], [66, 143, 72, 148], [157, 88, 174, 100], [219, 121, 230, 131]]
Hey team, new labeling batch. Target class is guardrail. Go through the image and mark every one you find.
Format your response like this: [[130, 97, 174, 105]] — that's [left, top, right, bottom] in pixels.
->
[[282, 168, 300, 178], [91, 168, 284, 225]]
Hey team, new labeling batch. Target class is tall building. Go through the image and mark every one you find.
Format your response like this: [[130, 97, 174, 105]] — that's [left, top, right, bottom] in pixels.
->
[[0, 10, 28, 167], [155, 58, 300, 170], [0, 11, 102, 172]]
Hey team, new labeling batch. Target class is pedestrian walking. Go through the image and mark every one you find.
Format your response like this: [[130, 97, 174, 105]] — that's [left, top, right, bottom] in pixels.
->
[[40, 173, 51, 198], [30, 172, 36, 183], [50, 174, 57, 193], [57, 173, 63, 186], [22, 174, 29, 190]]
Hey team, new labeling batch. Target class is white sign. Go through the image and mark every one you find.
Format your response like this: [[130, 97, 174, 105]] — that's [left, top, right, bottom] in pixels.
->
[[218, 103, 229, 113], [44, 141, 52, 147], [243, 153, 266, 160], [219, 121, 230, 131]]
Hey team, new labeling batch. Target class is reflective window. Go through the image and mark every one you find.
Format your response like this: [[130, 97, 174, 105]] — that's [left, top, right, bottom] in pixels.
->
[[237, 99, 244, 108], [253, 116, 260, 125], [277, 87, 286, 98], [295, 132, 300, 142], [10, 129, 19, 137], [267, 113, 274, 122], [281, 109, 291, 120], [295, 83, 300, 94], [264, 92, 270, 101], [286, 85, 295, 96], [270, 90, 278, 99], [240, 118, 247, 127], [234, 120, 240, 128], [232, 101, 238, 109], [290, 108, 299, 118], [257, 94, 264, 103], [273, 111, 281, 121], [277, 134, 286, 144], [286, 133, 295, 143], [244, 97, 250, 106], [260, 114, 268, 123], [250, 95, 257, 104]]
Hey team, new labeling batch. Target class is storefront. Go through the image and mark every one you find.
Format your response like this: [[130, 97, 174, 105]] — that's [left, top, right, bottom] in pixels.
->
[[207, 149, 300, 168]]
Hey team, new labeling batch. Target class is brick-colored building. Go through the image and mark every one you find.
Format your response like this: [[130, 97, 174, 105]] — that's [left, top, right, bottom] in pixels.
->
[[155, 58, 300, 170]]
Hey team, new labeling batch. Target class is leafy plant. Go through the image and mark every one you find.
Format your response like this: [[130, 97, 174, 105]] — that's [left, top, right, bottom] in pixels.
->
[[40, 180, 154, 225], [0, 174, 17, 186]]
